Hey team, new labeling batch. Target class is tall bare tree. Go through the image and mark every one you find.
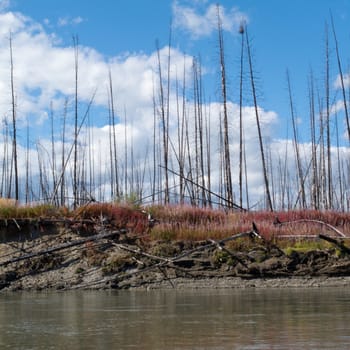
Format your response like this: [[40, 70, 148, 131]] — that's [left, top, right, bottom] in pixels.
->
[[217, 5, 233, 207], [324, 23, 332, 208], [245, 25, 273, 211], [330, 12, 350, 143], [156, 41, 169, 204], [286, 70, 306, 209], [9, 33, 18, 201], [73, 35, 79, 208], [308, 71, 319, 209], [238, 23, 245, 209], [108, 68, 120, 199]]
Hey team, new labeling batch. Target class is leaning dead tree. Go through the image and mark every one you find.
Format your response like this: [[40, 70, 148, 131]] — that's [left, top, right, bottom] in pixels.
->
[[163, 166, 246, 211], [330, 12, 350, 143], [245, 25, 273, 211]]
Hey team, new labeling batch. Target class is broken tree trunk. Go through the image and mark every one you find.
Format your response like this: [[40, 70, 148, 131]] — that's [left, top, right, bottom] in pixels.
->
[[319, 233, 350, 254], [0, 228, 127, 267]]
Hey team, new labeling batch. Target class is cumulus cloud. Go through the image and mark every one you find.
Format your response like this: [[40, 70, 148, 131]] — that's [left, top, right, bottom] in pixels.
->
[[0, 10, 195, 129], [172, 0, 248, 38], [0, 7, 283, 207]]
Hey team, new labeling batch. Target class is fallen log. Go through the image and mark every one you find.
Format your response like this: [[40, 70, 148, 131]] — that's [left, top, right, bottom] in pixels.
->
[[318, 233, 350, 254], [274, 217, 346, 238], [0, 228, 127, 267], [112, 230, 256, 286]]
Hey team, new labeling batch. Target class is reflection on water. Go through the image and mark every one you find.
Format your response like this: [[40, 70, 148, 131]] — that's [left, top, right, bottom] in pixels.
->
[[0, 287, 350, 349]]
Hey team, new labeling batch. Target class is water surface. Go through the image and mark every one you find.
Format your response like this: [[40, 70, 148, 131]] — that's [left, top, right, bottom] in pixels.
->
[[0, 287, 349, 349]]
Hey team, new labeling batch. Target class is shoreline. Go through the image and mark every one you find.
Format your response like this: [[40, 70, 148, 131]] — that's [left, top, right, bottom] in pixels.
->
[[1, 223, 350, 292], [3, 276, 350, 292], [128, 275, 350, 290]]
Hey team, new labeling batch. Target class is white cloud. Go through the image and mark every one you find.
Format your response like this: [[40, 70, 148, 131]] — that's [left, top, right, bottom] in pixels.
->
[[58, 16, 84, 27], [0, 7, 320, 209], [333, 72, 350, 90], [172, 0, 248, 39]]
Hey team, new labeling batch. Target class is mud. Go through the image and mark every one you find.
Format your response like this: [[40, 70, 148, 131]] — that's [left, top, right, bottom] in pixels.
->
[[1, 223, 350, 291]]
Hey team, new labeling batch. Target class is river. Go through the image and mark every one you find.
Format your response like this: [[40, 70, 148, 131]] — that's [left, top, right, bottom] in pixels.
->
[[0, 287, 350, 349]]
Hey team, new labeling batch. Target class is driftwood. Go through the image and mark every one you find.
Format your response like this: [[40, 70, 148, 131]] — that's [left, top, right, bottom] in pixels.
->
[[112, 229, 257, 285], [274, 217, 346, 238], [318, 233, 350, 254], [0, 228, 127, 267], [2, 220, 328, 290], [69, 229, 260, 290]]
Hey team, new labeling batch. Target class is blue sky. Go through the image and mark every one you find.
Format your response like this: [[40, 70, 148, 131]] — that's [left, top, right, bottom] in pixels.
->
[[8, 0, 350, 137], [1, 0, 350, 206], [4, 0, 350, 139]]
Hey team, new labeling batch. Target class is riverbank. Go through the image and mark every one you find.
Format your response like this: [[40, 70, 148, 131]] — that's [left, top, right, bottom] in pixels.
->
[[1, 219, 350, 291]]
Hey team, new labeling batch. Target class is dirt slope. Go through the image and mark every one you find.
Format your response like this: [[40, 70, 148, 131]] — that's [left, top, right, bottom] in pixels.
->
[[1, 220, 350, 291]]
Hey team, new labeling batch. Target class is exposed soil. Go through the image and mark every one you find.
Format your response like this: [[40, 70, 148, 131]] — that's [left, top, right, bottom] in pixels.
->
[[1, 220, 350, 291]]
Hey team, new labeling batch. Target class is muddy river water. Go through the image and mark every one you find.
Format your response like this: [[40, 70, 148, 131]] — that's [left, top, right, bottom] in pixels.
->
[[0, 287, 350, 349]]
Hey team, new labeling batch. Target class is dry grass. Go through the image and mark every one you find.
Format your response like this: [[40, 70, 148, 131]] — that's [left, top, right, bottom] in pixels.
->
[[72, 202, 149, 234], [147, 206, 350, 242], [0, 201, 349, 251], [0, 199, 65, 219]]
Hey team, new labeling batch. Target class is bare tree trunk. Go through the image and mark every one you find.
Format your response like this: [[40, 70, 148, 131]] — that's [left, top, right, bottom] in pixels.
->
[[324, 23, 332, 209], [316, 87, 327, 210], [330, 12, 350, 143], [217, 5, 233, 208], [185, 100, 196, 205], [124, 107, 128, 199], [129, 120, 134, 196], [243, 126, 250, 210], [245, 26, 273, 211], [108, 98, 114, 199], [193, 58, 206, 206], [25, 119, 30, 204], [197, 60, 206, 207], [1, 119, 10, 198], [218, 112, 224, 207], [156, 41, 169, 204], [87, 108, 95, 200], [205, 105, 212, 207], [9, 33, 18, 201], [73, 35, 79, 208], [238, 24, 245, 210], [151, 81, 157, 203], [193, 59, 200, 205], [175, 61, 186, 205], [108, 68, 120, 199], [60, 98, 68, 206], [335, 111, 344, 210], [308, 71, 318, 209], [286, 70, 306, 209], [50, 102, 58, 206]]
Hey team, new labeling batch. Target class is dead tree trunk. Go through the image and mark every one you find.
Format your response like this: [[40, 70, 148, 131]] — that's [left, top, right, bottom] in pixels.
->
[[245, 26, 273, 211], [217, 5, 233, 208], [9, 33, 18, 201]]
